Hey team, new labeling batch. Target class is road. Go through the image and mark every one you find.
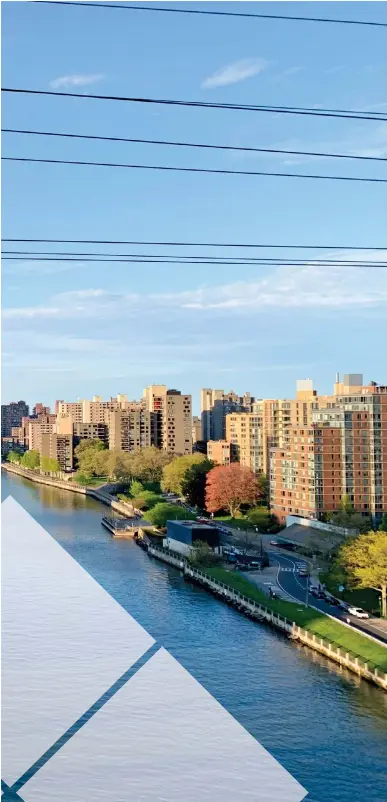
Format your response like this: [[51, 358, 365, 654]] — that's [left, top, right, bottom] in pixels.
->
[[268, 549, 387, 645]]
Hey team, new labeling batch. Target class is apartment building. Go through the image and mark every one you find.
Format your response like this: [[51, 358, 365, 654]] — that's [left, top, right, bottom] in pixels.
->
[[143, 385, 192, 454], [201, 388, 255, 442], [207, 440, 232, 466], [192, 416, 202, 445], [107, 409, 154, 452], [225, 411, 265, 474], [73, 422, 109, 448], [1, 400, 29, 436], [41, 432, 74, 472], [270, 379, 387, 523]]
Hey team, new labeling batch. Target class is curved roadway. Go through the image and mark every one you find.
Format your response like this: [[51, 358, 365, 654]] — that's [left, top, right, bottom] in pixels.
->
[[268, 549, 387, 645]]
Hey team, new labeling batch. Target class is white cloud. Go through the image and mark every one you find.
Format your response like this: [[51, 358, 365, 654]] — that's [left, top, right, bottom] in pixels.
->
[[274, 66, 303, 81], [50, 74, 104, 89], [202, 58, 269, 88], [3, 260, 386, 323]]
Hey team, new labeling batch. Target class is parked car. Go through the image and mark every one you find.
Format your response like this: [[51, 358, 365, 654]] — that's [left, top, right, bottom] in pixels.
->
[[347, 606, 370, 619]]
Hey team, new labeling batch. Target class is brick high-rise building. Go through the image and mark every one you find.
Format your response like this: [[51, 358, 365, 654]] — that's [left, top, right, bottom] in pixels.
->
[[270, 378, 387, 524], [143, 385, 192, 454], [1, 400, 29, 436]]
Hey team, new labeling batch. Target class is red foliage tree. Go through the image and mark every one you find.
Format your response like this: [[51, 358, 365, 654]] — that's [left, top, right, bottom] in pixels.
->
[[205, 463, 262, 517]]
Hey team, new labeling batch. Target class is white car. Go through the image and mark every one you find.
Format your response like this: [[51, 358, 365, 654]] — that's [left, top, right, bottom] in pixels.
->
[[347, 606, 369, 619]]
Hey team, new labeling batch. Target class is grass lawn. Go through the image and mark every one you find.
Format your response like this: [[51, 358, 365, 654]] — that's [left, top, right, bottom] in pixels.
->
[[214, 508, 270, 530], [320, 573, 381, 617], [69, 475, 108, 487], [204, 566, 387, 672]]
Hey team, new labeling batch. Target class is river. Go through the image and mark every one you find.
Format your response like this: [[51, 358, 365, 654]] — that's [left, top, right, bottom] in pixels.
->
[[2, 470, 387, 802]]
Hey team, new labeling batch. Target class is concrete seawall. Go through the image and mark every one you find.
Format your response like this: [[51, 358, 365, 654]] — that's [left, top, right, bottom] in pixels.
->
[[1, 463, 136, 519], [147, 544, 387, 692]]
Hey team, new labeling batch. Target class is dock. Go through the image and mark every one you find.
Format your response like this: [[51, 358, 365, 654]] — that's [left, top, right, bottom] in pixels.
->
[[101, 515, 139, 538]]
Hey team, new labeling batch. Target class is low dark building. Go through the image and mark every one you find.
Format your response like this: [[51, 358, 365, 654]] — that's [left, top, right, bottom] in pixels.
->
[[165, 520, 221, 557]]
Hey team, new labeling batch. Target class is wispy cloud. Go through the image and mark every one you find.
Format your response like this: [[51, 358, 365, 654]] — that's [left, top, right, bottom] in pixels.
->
[[49, 73, 104, 89], [202, 58, 269, 88], [3, 260, 386, 322], [274, 66, 303, 81]]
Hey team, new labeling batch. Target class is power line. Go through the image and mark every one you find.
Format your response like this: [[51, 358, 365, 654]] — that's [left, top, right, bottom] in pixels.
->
[[4, 255, 386, 267], [37, 1, 387, 29], [4, 156, 386, 184], [3, 88, 386, 122], [3, 128, 386, 163], [4, 239, 386, 251], [3, 250, 386, 267]]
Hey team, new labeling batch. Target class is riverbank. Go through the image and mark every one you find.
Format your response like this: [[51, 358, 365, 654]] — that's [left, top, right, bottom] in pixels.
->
[[1, 463, 136, 519], [146, 542, 387, 692]]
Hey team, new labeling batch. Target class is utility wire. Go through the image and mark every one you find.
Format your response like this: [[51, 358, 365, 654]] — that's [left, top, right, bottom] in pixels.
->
[[4, 239, 386, 251], [3, 256, 386, 267], [4, 156, 386, 184], [3, 88, 386, 122], [3, 250, 386, 267], [37, 1, 387, 29], [3, 128, 386, 163]]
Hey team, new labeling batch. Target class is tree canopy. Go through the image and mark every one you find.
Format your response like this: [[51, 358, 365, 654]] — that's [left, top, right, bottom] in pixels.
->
[[147, 502, 188, 529], [130, 446, 174, 484], [20, 450, 40, 470], [7, 450, 22, 464], [337, 530, 387, 617], [75, 439, 107, 476], [161, 453, 207, 496], [205, 463, 263, 517], [41, 456, 61, 474], [181, 459, 214, 509]]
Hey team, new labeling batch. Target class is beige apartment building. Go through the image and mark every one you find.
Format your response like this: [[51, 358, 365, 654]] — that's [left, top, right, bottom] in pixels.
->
[[107, 409, 155, 452], [192, 415, 202, 445], [143, 385, 192, 454], [41, 432, 74, 472], [225, 411, 265, 474], [201, 388, 255, 442], [207, 440, 232, 466]]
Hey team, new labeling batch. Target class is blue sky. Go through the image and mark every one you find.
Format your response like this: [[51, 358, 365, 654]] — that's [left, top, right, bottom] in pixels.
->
[[2, 1, 386, 413]]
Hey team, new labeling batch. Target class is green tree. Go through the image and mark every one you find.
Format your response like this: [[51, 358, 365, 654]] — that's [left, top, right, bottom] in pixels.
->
[[340, 494, 354, 514], [379, 513, 387, 532], [147, 502, 188, 529], [162, 453, 207, 496], [181, 459, 214, 509], [188, 540, 220, 568], [132, 491, 162, 511], [7, 450, 22, 464], [106, 450, 133, 481], [73, 471, 92, 486], [21, 450, 40, 470], [75, 439, 107, 476], [338, 530, 387, 617], [246, 506, 270, 530], [129, 480, 145, 498], [41, 456, 61, 474], [130, 446, 173, 484]]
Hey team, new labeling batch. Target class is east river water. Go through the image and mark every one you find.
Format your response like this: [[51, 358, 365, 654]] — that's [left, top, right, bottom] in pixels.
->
[[2, 471, 387, 802]]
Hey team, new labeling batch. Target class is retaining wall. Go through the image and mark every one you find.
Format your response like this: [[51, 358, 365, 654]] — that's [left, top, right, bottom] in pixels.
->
[[147, 543, 387, 692], [1, 463, 135, 519]]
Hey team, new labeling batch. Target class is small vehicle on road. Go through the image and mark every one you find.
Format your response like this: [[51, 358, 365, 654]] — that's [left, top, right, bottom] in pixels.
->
[[347, 606, 370, 619], [298, 567, 308, 577]]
